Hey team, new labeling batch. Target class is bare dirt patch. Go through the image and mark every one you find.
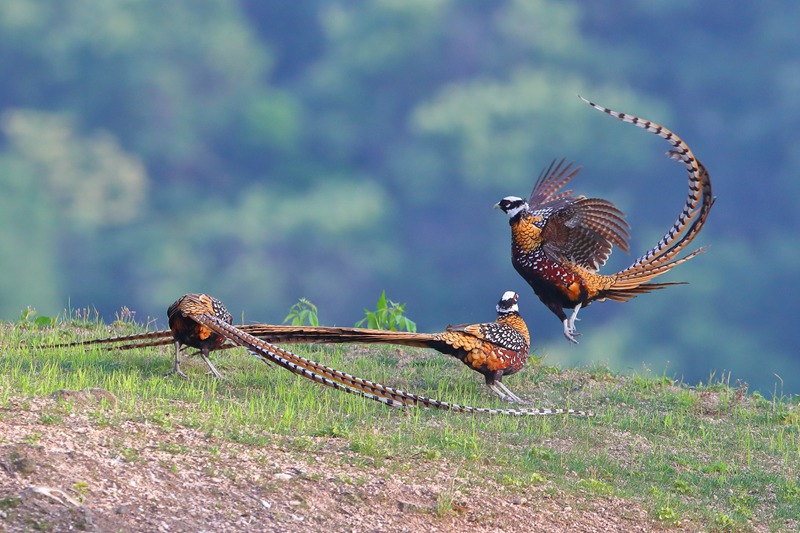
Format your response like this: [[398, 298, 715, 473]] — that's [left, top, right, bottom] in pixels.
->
[[1, 394, 671, 532]]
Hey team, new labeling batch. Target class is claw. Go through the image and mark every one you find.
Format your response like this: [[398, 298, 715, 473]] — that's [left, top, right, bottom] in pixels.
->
[[200, 353, 225, 380], [562, 304, 583, 343], [488, 382, 529, 404], [165, 366, 189, 379], [562, 319, 580, 344], [168, 341, 189, 377]]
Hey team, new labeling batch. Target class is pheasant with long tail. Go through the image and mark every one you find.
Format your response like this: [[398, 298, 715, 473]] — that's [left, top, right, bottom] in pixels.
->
[[495, 97, 714, 343], [166, 293, 232, 378], [234, 290, 531, 403]]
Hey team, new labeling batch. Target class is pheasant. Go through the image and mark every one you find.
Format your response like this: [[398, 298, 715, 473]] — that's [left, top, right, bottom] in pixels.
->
[[51, 291, 533, 404], [495, 97, 714, 343], [180, 299, 590, 416], [51, 293, 232, 378], [240, 290, 531, 403], [164, 293, 232, 378]]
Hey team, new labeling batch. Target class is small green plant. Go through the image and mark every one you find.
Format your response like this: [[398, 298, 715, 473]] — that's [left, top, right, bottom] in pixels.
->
[[355, 291, 416, 332], [530, 472, 547, 484], [72, 481, 90, 503], [778, 409, 800, 426], [673, 477, 693, 495], [157, 442, 189, 455], [701, 461, 729, 475], [435, 474, 464, 516], [424, 449, 441, 461], [291, 436, 315, 452], [577, 477, 613, 496], [312, 424, 349, 438], [21, 432, 43, 446], [39, 413, 63, 425], [630, 372, 673, 393], [17, 307, 56, 327], [728, 489, 755, 519], [656, 504, 681, 525], [713, 512, 735, 529], [435, 490, 455, 516], [778, 479, 799, 502], [118, 446, 141, 463], [501, 474, 525, 488], [526, 446, 556, 461], [283, 298, 319, 326], [0, 496, 22, 510]]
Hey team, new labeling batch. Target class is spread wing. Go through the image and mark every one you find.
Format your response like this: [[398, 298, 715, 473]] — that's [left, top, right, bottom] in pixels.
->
[[541, 198, 630, 270], [527, 159, 580, 209], [528, 160, 630, 271]]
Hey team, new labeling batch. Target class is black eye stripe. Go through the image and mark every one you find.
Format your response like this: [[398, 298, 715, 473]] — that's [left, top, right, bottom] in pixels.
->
[[504, 200, 523, 209], [497, 293, 518, 310]]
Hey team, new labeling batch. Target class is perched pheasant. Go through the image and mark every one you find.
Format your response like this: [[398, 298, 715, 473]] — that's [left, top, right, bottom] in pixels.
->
[[241, 290, 531, 403], [496, 97, 714, 343], [51, 292, 533, 403], [183, 302, 590, 417]]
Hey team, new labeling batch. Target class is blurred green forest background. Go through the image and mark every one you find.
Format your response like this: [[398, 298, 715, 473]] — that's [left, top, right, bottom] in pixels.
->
[[1, 1, 797, 393]]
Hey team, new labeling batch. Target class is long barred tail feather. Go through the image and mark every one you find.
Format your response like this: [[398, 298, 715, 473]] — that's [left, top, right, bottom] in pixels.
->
[[113, 337, 181, 351], [51, 324, 437, 352], [192, 314, 592, 417], [619, 163, 713, 279], [240, 325, 438, 348], [579, 96, 713, 270], [51, 330, 174, 350], [611, 245, 709, 290], [579, 97, 714, 294], [245, 346, 410, 409], [628, 163, 714, 272]]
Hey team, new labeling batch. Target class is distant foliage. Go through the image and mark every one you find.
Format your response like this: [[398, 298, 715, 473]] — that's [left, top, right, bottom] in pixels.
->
[[2, 109, 148, 228], [356, 291, 416, 332], [283, 298, 319, 326]]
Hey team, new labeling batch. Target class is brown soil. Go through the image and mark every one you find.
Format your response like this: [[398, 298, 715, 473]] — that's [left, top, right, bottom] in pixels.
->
[[0, 393, 672, 533]]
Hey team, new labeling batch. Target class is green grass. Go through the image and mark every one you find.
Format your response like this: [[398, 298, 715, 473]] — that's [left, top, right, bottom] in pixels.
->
[[2, 318, 799, 530]]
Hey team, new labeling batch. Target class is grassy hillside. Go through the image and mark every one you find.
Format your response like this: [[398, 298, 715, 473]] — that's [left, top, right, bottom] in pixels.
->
[[1, 317, 798, 531]]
